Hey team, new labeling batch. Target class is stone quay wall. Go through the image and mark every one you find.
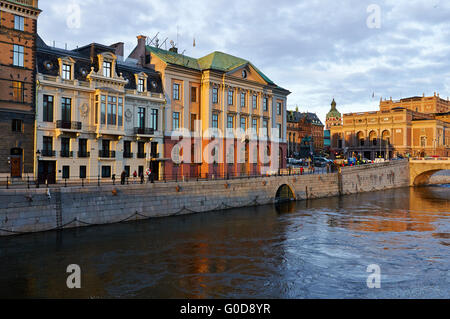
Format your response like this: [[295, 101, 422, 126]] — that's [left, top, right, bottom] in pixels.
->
[[0, 160, 411, 236]]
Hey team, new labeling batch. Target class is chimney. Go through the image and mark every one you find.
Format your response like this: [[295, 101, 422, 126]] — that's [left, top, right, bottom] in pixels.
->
[[110, 42, 124, 60], [136, 35, 147, 66]]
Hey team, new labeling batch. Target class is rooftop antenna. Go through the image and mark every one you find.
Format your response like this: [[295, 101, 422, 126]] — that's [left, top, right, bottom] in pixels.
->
[[160, 37, 168, 50], [147, 32, 160, 47]]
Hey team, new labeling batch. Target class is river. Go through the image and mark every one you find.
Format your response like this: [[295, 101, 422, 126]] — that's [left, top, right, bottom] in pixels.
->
[[0, 185, 449, 298]]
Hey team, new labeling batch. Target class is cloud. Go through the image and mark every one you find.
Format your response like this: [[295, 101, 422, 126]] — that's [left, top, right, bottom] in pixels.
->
[[37, 0, 450, 123]]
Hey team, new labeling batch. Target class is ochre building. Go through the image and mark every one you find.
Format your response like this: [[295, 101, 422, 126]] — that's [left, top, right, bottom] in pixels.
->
[[330, 94, 450, 159], [129, 37, 290, 178]]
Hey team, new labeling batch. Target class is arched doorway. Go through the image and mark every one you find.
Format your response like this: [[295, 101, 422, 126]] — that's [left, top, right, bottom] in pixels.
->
[[275, 184, 295, 203], [357, 131, 365, 146]]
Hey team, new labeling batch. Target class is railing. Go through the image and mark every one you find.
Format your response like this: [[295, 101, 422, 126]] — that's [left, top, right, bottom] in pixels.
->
[[123, 152, 133, 159], [150, 153, 160, 159], [40, 150, 56, 157], [98, 150, 116, 158], [60, 151, 73, 158], [56, 120, 82, 130], [134, 127, 154, 135], [78, 151, 90, 158], [137, 152, 147, 159], [0, 165, 335, 190], [410, 157, 450, 161]]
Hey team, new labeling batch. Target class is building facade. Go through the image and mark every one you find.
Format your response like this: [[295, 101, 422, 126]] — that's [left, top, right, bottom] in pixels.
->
[[0, 0, 40, 179], [330, 95, 450, 159], [324, 99, 342, 154], [287, 110, 324, 157], [129, 37, 290, 178], [35, 37, 165, 183]]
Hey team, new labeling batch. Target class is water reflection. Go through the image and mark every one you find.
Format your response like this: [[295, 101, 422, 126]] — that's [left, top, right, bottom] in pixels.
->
[[0, 186, 448, 298]]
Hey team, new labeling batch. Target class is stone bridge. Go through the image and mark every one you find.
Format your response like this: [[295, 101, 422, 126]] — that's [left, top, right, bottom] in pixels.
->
[[409, 157, 450, 186]]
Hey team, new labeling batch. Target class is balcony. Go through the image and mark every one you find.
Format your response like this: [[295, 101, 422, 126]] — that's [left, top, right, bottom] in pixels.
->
[[60, 150, 73, 158], [40, 150, 55, 157], [78, 151, 90, 158], [123, 152, 133, 159], [150, 153, 160, 159], [134, 127, 154, 136], [137, 152, 147, 159], [56, 120, 82, 130], [99, 150, 116, 158]]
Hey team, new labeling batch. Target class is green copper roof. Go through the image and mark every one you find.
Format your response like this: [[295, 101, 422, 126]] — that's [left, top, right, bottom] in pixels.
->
[[146, 46, 201, 70], [6, 0, 38, 8], [147, 47, 274, 85], [326, 99, 341, 119]]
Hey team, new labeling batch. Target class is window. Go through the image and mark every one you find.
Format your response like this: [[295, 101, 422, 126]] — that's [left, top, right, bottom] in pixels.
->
[[252, 95, 257, 109], [43, 136, 52, 151], [107, 96, 117, 125], [101, 166, 111, 178], [138, 79, 145, 92], [263, 97, 268, 111], [12, 119, 23, 132], [78, 138, 87, 157], [138, 107, 145, 128], [62, 166, 70, 179], [79, 166, 87, 179], [12, 81, 24, 102], [263, 119, 268, 136], [191, 87, 197, 102], [118, 97, 123, 126], [100, 95, 106, 124], [190, 114, 197, 132], [277, 102, 282, 115], [14, 15, 24, 31], [61, 138, 70, 157], [212, 87, 218, 104], [61, 97, 71, 122], [43, 95, 53, 122], [420, 136, 427, 147], [173, 112, 180, 130], [150, 109, 158, 130], [278, 124, 282, 138], [252, 118, 258, 130], [138, 142, 145, 158], [173, 83, 180, 100], [103, 61, 112, 77], [240, 92, 246, 107], [13, 45, 24, 67], [212, 113, 218, 128], [62, 64, 71, 80], [240, 117, 246, 131], [124, 141, 132, 158], [227, 115, 234, 129], [228, 90, 233, 105]]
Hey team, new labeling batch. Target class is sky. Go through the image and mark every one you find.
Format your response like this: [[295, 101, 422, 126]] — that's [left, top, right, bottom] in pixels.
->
[[37, 0, 450, 123]]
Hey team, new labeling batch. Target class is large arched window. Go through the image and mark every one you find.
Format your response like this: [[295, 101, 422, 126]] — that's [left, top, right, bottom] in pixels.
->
[[369, 131, 377, 146], [357, 131, 365, 146]]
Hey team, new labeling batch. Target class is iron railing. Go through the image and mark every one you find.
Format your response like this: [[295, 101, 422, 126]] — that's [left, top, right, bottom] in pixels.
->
[[56, 120, 82, 130]]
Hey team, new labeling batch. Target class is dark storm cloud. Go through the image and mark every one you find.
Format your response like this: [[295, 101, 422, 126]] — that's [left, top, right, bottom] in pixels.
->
[[37, 0, 450, 122]]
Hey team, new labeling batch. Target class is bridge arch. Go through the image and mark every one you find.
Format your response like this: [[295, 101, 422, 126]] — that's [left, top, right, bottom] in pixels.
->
[[409, 158, 450, 186], [275, 184, 295, 203]]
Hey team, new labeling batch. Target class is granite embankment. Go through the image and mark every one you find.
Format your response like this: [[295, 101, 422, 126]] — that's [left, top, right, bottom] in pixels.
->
[[0, 160, 413, 236]]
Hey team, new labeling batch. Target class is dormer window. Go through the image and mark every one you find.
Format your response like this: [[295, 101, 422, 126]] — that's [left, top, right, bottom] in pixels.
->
[[58, 57, 75, 80], [62, 64, 72, 80], [138, 79, 145, 92], [103, 61, 112, 77]]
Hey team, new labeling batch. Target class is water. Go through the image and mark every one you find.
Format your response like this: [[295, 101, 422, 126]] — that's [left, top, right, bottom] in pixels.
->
[[0, 186, 449, 299]]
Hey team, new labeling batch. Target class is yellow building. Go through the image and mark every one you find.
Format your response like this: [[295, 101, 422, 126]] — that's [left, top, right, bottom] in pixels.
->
[[330, 95, 450, 159], [129, 36, 290, 178]]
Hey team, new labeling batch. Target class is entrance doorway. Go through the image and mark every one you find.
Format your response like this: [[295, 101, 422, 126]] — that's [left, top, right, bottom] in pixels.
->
[[10, 148, 23, 177], [38, 160, 56, 184]]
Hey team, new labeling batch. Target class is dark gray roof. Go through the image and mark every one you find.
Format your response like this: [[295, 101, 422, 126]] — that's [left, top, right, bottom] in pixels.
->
[[287, 111, 323, 126], [36, 35, 163, 94]]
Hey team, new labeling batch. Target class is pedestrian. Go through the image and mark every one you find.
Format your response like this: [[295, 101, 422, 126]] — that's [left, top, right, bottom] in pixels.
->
[[133, 170, 137, 183], [145, 168, 151, 183], [300, 166, 304, 175], [112, 174, 116, 185], [120, 170, 126, 185], [140, 173, 144, 184]]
